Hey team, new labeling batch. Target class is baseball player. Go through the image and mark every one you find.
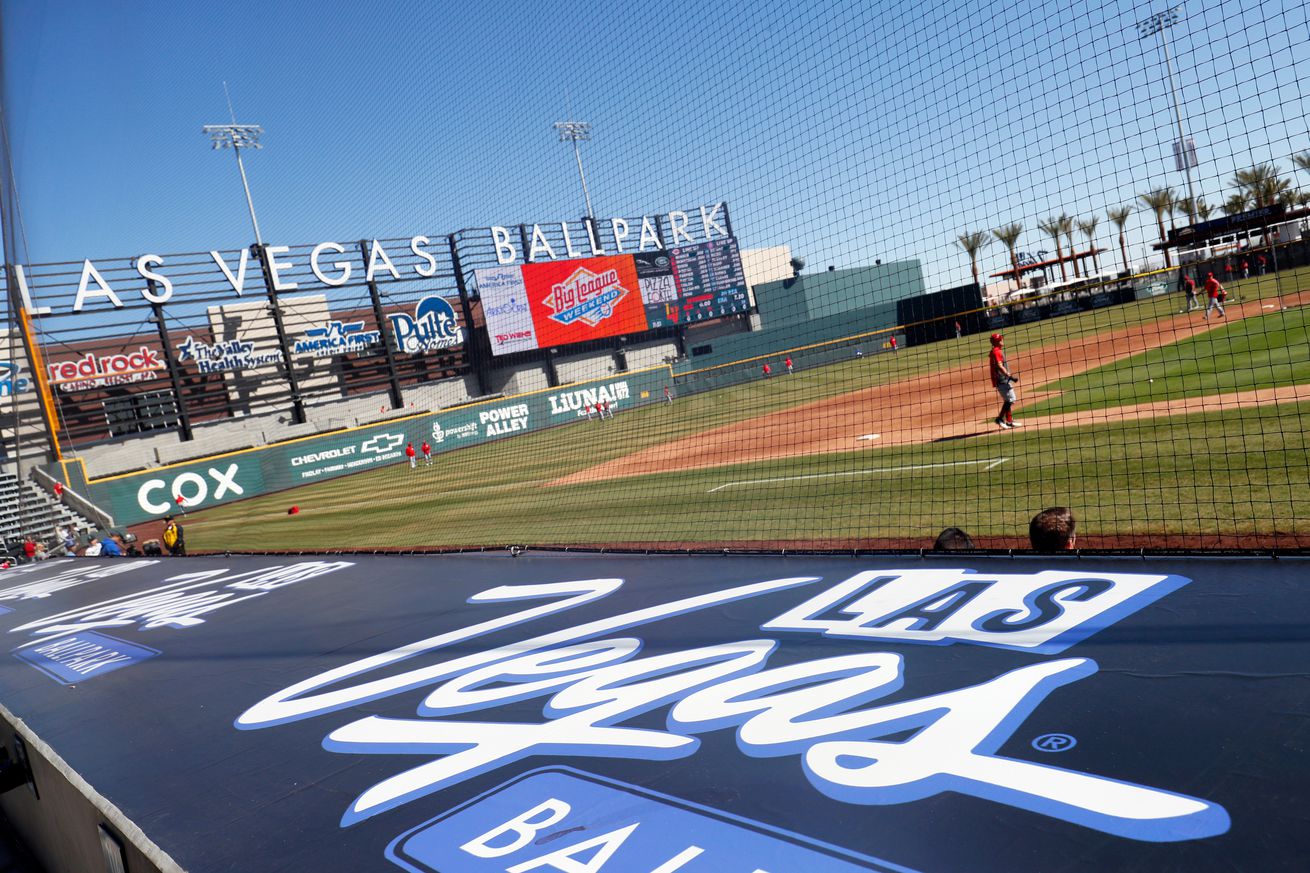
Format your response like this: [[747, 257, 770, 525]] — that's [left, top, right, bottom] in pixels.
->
[[663, 385, 672, 405], [405, 442, 417, 469], [784, 356, 794, 375], [1182, 273, 1199, 312], [762, 362, 772, 378], [602, 399, 612, 419], [988, 333, 1021, 429], [421, 440, 432, 466], [1203, 272, 1226, 320]]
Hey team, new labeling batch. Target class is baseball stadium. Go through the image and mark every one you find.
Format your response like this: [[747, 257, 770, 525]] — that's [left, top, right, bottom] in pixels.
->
[[0, 2, 1309, 872]]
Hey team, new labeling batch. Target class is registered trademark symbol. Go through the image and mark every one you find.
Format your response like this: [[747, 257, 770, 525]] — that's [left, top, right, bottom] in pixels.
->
[[1031, 733, 1077, 752]]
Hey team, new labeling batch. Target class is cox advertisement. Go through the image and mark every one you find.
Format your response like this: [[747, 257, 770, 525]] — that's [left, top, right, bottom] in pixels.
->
[[0, 553, 1304, 871], [475, 238, 748, 356], [64, 368, 668, 526]]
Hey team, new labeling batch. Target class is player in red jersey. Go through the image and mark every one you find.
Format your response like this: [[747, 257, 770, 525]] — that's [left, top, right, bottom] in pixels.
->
[[405, 442, 417, 469], [988, 333, 1021, 429], [420, 440, 432, 466], [1203, 273, 1226, 320], [784, 356, 794, 375]]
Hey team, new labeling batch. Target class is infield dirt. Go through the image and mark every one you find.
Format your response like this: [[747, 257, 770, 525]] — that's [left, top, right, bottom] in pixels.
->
[[552, 291, 1310, 486]]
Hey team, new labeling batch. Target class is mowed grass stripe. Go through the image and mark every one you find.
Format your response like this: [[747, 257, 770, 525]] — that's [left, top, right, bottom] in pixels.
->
[[189, 399, 1310, 549], [1025, 304, 1310, 416]]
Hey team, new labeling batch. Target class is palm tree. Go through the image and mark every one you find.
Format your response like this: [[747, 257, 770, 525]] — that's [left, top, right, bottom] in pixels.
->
[[1196, 199, 1214, 221], [1293, 152, 1310, 175], [1038, 216, 1067, 282], [1107, 206, 1132, 275], [1232, 163, 1291, 208], [955, 231, 990, 290], [1060, 214, 1081, 279], [992, 223, 1023, 289], [1222, 192, 1250, 216], [1138, 189, 1175, 267], [1077, 216, 1100, 274]]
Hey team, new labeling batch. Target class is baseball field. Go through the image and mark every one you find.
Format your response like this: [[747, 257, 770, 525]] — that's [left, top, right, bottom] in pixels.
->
[[178, 269, 1310, 551]]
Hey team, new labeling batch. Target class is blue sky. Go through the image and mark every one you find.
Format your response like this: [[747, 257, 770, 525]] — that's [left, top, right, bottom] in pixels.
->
[[3, 0, 1308, 293]]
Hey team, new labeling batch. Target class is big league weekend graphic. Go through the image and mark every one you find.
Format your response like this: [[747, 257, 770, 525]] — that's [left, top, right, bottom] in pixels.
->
[[1, 554, 1304, 872]]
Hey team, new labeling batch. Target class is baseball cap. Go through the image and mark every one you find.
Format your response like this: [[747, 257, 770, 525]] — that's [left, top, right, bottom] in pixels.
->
[[990, 333, 1003, 344]]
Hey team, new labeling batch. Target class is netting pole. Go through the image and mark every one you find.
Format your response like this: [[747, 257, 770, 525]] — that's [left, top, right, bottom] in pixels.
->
[[357, 239, 405, 410], [148, 290, 193, 441], [253, 244, 306, 425], [446, 233, 489, 396]]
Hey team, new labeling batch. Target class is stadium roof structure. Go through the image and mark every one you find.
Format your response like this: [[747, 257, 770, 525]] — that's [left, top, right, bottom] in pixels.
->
[[989, 248, 1106, 279]]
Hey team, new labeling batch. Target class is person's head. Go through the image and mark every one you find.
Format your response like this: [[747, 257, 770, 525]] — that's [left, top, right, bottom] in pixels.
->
[[1030, 507, 1077, 551], [932, 527, 976, 551], [990, 333, 1004, 347], [163, 514, 174, 523], [1207, 272, 1214, 278]]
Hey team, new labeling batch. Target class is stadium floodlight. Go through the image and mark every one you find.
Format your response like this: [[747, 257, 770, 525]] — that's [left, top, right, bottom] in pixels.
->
[[203, 103, 266, 246], [1137, 4, 1197, 222], [554, 120, 595, 219]]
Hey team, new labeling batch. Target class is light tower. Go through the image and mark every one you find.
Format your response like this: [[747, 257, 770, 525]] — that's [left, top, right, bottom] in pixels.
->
[[203, 84, 266, 245], [554, 120, 595, 219], [1138, 4, 1198, 222]]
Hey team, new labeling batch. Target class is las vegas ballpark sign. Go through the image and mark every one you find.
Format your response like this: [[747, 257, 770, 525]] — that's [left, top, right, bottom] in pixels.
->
[[0, 553, 1304, 872]]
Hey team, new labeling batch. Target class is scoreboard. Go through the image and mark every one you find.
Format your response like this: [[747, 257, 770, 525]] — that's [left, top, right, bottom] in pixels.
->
[[478, 237, 749, 354]]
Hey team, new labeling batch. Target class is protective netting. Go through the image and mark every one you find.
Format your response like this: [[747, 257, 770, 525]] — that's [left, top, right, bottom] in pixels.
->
[[3, 0, 1309, 551]]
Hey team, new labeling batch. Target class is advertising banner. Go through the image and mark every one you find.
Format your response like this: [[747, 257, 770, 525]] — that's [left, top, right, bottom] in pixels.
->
[[46, 345, 168, 392], [476, 239, 748, 355], [521, 254, 648, 347], [0, 554, 1305, 871], [474, 266, 537, 355], [69, 368, 670, 526]]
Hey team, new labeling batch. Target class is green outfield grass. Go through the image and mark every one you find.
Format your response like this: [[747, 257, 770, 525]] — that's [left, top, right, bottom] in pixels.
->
[[187, 397, 1310, 550], [1025, 304, 1310, 416], [182, 266, 1310, 551]]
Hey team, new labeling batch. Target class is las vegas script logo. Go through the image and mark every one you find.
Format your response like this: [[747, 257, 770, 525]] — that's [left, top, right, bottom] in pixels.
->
[[235, 568, 1229, 841]]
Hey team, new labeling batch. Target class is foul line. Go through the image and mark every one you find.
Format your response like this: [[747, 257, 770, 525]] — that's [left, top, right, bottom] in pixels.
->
[[706, 458, 1010, 493]]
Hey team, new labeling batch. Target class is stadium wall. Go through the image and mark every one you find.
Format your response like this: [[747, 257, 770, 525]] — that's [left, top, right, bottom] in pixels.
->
[[48, 368, 670, 528], [676, 302, 901, 372]]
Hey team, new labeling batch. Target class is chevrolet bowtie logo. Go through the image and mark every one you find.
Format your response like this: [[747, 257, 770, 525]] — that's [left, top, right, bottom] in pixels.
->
[[361, 433, 405, 455]]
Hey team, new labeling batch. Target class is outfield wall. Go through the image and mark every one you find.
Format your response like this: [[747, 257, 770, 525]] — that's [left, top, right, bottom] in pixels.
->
[[51, 368, 670, 528]]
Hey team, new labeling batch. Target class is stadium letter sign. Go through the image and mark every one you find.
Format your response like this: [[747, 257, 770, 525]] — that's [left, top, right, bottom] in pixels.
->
[[490, 203, 728, 265], [236, 568, 1228, 842]]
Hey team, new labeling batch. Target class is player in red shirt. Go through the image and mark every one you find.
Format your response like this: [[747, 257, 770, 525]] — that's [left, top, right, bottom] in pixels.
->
[[762, 363, 772, 378], [889, 336, 898, 352], [988, 333, 1021, 429], [1203, 273, 1226, 320], [420, 440, 432, 466], [405, 442, 417, 469], [784, 356, 794, 375]]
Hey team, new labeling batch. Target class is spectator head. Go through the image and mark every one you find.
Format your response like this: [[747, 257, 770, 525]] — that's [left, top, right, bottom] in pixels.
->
[[932, 527, 977, 551], [1030, 507, 1077, 551], [163, 515, 174, 523]]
